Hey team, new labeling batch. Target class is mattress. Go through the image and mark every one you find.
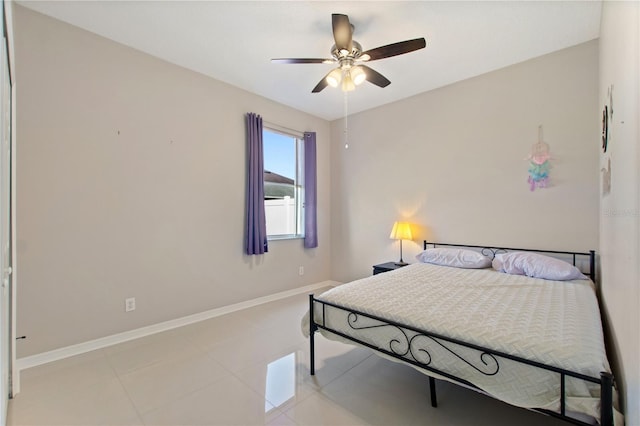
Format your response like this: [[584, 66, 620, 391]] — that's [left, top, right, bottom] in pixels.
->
[[302, 263, 617, 424]]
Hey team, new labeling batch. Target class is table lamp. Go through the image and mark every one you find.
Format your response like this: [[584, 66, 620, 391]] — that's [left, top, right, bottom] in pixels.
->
[[389, 221, 412, 265]]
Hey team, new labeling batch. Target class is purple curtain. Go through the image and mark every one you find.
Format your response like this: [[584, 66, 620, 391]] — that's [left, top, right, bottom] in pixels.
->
[[246, 113, 268, 255], [304, 132, 318, 248]]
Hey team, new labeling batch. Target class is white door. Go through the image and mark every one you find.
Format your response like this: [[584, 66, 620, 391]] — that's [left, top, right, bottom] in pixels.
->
[[0, 11, 12, 423]]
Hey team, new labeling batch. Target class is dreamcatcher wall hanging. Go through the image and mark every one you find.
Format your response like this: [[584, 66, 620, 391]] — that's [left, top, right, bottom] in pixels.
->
[[527, 125, 552, 191]]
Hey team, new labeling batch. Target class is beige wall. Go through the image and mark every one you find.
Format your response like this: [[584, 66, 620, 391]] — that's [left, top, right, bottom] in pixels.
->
[[599, 2, 640, 424], [15, 11, 636, 423], [331, 41, 599, 282], [14, 5, 331, 357]]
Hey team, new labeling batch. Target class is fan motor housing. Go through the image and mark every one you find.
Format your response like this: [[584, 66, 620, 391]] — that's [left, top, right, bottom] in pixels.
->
[[331, 41, 363, 63]]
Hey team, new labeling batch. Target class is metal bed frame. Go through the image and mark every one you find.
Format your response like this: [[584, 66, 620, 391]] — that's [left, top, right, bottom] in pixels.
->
[[308, 241, 614, 426]]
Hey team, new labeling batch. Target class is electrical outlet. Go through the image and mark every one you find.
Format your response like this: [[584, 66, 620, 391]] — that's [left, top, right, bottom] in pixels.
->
[[299, 266, 304, 276], [125, 297, 136, 312]]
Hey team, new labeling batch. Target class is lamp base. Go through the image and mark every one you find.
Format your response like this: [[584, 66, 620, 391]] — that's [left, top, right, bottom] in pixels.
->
[[394, 261, 408, 266]]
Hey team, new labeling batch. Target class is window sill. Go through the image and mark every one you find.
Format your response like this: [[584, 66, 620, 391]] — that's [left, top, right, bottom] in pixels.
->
[[268, 235, 305, 241]]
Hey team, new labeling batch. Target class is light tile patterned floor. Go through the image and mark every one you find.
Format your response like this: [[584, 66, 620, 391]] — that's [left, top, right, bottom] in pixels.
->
[[8, 287, 568, 425]]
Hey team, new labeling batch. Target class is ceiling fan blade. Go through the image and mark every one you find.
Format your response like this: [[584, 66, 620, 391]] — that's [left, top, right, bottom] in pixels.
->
[[311, 71, 332, 93], [271, 58, 334, 64], [332, 14, 353, 52], [361, 38, 426, 61], [360, 65, 391, 88]]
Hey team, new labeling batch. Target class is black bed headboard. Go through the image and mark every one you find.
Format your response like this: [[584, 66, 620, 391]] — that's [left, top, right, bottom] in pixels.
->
[[423, 241, 596, 282]]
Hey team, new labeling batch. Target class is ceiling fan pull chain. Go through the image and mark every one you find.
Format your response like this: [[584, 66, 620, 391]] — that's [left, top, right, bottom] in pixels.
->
[[344, 91, 349, 149]]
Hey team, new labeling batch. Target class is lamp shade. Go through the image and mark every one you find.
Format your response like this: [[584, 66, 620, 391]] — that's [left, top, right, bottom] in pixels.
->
[[350, 66, 366, 85], [341, 71, 356, 92], [389, 222, 412, 241], [326, 68, 342, 88]]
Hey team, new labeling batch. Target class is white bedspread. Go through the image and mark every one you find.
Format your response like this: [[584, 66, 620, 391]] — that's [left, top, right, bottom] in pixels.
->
[[302, 263, 619, 424]]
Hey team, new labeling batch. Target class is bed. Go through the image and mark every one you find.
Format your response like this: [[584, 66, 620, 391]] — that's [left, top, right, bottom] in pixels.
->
[[302, 242, 620, 425]]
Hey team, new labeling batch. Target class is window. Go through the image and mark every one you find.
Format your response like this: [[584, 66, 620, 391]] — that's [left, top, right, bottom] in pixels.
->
[[263, 127, 304, 239]]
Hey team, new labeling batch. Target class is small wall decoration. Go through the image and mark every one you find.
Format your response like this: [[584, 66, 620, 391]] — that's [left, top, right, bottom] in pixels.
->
[[601, 85, 614, 197], [602, 105, 609, 152], [527, 125, 551, 191], [603, 84, 614, 153], [601, 157, 611, 196]]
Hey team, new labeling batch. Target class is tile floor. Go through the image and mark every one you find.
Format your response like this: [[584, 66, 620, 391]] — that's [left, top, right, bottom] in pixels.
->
[[8, 287, 568, 425]]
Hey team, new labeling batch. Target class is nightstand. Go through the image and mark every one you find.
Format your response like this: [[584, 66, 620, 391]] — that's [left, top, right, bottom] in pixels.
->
[[373, 262, 408, 275]]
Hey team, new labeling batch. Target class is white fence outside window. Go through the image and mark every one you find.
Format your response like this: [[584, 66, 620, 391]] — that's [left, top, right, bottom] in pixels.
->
[[265, 196, 296, 236]]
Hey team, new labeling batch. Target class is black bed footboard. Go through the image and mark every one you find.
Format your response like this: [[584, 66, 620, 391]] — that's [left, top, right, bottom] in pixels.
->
[[308, 294, 614, 426]]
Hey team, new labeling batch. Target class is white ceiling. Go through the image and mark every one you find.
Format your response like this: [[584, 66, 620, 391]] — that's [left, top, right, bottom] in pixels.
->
[[18, 1, 602, 121]]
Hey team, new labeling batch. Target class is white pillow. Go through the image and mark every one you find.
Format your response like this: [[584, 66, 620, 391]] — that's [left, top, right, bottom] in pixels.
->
[[492, 252, 588, 281], [416, 248, 492, 269]]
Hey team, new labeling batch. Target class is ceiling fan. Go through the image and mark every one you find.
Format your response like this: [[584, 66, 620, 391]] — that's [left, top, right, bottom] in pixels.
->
[[272, 14, 426, 93]]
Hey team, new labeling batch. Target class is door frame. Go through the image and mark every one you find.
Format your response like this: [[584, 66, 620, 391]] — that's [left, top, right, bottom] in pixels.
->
[[2, 0, 16, 404]]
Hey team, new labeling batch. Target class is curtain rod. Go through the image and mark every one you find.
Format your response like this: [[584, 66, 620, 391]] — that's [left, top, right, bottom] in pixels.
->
[[263, 121, 305, 137]]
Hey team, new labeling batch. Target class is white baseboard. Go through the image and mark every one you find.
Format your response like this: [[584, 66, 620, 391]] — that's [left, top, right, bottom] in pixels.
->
[[15, 280, 339, 376]]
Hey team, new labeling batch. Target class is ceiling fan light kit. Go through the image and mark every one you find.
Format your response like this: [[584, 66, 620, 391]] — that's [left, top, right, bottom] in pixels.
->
[[350, 66, 366, 85], [326, 68, 342, 88], [341, 72, 356, 92], [272, 13, 426, 93]]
